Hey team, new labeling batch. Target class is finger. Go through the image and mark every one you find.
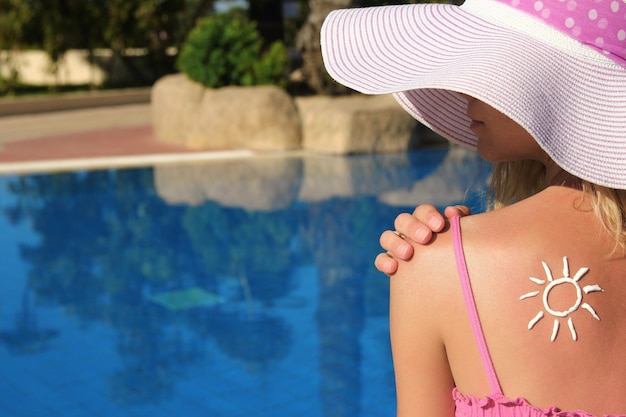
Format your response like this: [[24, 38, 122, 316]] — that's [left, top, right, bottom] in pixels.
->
[[374, 252, 399, 276], [392, 213, 433, 245], [380, 229, 414, 260], [444, 205, 471, 218], [412, 204, 446, 232]]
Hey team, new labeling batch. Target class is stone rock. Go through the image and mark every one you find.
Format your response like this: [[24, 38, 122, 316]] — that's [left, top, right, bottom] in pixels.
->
[[152, 74, 302, 151], [153, 156, 302, 211], [296, 94, 437, 154], [151, 74, 203, 144]]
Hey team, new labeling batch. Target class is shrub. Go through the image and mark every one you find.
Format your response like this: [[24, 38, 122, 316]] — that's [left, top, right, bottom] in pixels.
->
[[176, 9, 289, 88]]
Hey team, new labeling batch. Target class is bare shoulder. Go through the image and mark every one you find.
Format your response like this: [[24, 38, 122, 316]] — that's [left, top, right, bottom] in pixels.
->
[[389, 218, 462, 416], [452, 187, 626, 413], [391, 217, 461, 323]]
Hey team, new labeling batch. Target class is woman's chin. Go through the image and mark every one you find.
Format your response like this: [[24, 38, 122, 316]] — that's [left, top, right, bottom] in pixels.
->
[[476, 145, 496, 162]]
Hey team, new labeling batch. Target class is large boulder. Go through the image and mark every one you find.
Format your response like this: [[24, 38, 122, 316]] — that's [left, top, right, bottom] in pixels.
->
[[152, 74, 302, 151], [296, 94, 439, 154]]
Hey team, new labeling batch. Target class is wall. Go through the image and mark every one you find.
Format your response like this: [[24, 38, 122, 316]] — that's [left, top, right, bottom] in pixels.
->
[[0, 48, 177, 86]]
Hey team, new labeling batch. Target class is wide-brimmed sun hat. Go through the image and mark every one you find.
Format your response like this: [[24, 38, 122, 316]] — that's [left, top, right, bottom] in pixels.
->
[[321, 0, 626, 189]]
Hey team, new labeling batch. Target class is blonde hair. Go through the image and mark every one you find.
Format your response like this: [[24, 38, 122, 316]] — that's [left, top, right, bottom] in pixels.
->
[[488, 160, 626, 250], [581, 181, 626, 250], [488, 160, 545, 209]]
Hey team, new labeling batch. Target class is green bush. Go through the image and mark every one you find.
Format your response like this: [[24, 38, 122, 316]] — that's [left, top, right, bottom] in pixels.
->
[[176, 9, 289, 88]]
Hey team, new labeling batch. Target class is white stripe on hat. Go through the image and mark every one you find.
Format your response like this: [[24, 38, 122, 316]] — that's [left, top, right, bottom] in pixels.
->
[[321, 0, 626, 189]]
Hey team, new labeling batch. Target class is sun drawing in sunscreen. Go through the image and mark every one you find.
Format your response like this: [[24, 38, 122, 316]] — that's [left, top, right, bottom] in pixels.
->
[[519, 257, 604, 342]]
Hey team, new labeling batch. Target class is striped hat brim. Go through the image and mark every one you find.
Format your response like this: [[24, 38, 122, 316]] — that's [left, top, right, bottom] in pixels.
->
[[321, 0, 626, 189]]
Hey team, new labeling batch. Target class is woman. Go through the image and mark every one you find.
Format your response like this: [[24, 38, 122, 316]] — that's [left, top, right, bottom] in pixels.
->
[[321, 0, 626, 415]]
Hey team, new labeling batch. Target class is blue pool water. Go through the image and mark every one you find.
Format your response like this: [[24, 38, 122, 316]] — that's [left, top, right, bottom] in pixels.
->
[[0, 147, 488, 417]]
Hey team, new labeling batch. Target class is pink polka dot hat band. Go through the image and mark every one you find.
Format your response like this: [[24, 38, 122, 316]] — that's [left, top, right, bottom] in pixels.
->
[[504, 0, 626, 67], [321, 0, 626, 189]]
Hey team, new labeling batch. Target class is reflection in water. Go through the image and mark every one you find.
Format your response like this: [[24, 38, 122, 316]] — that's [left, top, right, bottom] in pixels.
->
[[155, 157, 303, 210], [0, 148, 488, 417], [0, 288, 59, 355], [304, 200, 367, 417]]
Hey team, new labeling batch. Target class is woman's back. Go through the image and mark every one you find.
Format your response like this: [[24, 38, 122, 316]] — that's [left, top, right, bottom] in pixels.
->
[[440, 186, 626, 415]]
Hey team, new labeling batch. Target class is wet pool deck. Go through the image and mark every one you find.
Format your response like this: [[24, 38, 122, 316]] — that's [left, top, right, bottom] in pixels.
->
[[0, 92, 255, 175]]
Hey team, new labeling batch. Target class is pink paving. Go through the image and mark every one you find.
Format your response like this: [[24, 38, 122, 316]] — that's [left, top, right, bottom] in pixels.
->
[[0, 125, 207, 163]]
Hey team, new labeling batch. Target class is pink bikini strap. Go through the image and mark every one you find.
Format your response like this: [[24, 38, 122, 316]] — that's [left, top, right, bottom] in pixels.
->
[[450, 216, 502, 394]]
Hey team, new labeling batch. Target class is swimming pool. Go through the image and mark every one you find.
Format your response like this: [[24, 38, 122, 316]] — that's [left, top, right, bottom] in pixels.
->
[[0, 147, 488, 417]]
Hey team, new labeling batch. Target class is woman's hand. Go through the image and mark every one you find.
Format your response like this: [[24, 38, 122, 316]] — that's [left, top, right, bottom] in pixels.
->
[[375, 204, 471, 275]]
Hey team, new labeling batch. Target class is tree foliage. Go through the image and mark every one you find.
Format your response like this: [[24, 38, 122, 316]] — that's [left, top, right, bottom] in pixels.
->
[[0, 0, 213, 90], [0, 0, 32, 91], [176, 9, 288, 88], [0, 0, 31, 49], [0, 0, 462, 94]]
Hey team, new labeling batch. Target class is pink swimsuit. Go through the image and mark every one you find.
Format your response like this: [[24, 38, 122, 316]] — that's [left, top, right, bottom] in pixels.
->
[[450, 216, 625, 417]]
